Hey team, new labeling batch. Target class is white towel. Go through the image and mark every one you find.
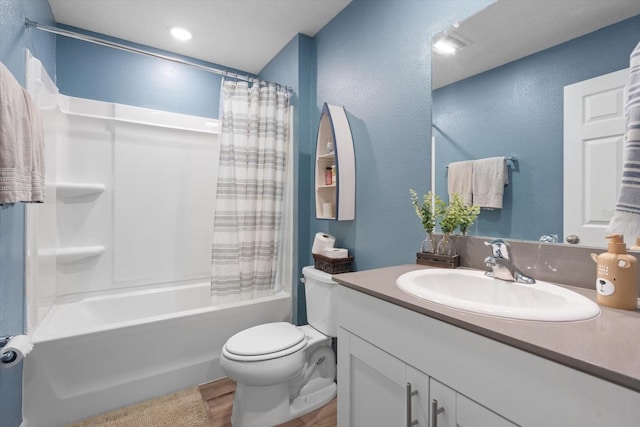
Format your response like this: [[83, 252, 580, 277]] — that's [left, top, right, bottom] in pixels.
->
[[447, 160, 473, 205], [0, 62, 45, 204], [472, 156, 508, 209]]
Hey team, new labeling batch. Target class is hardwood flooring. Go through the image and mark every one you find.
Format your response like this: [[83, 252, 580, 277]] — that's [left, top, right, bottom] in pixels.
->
[[199, 378, 337, 427]]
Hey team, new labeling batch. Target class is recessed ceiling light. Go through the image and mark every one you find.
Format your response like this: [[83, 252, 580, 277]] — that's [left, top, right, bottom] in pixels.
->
[[434, 39, 458, 55], [170, 27, 192, 41], [432, 31, 470, 56]]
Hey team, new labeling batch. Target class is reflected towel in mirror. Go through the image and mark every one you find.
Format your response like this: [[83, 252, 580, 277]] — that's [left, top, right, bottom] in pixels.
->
[[472, 156, 508, 209], [447, 160, 473, 205]]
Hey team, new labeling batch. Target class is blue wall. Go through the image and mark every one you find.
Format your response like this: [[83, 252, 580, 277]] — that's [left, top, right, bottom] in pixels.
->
[[312, 0, 493, 271], [433, 14, 640, 242], [259, 34, 316, 325], [0, 1, 56, 425], [56, 25, 251, 118]]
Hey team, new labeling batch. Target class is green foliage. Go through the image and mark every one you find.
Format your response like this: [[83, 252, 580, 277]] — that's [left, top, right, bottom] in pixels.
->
[[409, 190, 481, 235], [438, 195, 459, 233], [457, 199, 481, 235], [409, 189, 439, 233]]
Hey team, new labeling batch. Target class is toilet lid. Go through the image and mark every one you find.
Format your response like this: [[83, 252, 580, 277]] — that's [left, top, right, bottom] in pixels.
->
[[223, 322, 306, 361]]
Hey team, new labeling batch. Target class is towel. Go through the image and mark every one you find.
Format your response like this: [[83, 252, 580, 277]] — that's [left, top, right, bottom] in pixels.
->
[[472, 156, 508, 209], [0, 62, 45, 204], [447, 160, 473, 205], [608, 41, 640, 238]]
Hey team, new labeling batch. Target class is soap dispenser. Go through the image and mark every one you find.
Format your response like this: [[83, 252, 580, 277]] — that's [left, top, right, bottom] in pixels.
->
[[590, 234, 638, 310]]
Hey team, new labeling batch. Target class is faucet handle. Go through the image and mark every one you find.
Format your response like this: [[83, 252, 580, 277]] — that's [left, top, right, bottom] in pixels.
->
[[484, 239, 510, 259]]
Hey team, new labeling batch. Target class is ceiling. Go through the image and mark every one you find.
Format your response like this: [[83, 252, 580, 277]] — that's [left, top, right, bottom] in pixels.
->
[[433, 0, 640, 88], [47, 0, 352, 74]]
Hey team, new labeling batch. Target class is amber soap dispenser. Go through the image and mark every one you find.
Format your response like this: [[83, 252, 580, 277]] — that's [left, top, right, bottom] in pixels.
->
[[590, 234, 638, 310]]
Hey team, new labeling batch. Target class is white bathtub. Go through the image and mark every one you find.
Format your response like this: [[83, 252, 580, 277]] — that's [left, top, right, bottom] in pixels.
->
[[22, 283, 291, 427]]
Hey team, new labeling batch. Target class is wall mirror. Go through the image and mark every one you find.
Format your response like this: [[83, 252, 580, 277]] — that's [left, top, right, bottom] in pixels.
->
[[432, 0, 640, 248]]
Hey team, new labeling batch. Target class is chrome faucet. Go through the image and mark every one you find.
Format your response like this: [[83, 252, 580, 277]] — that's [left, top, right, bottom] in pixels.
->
[[484, 239, 535, 284]]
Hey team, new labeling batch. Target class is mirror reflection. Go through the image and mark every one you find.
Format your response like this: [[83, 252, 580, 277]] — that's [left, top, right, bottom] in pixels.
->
[[432, 0, 640, 248]]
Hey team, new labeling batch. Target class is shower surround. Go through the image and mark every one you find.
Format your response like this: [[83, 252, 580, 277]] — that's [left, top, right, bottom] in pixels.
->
[[22, 54, 291, 426]]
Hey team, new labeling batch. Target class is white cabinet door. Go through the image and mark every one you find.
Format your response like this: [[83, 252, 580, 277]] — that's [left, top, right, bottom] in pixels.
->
[[564, 68, 627, 246], [337, 328, 429, 427], [430, 378, 517, 427], [407, 366, 430, 427], [430, 379, 456, 427], [456, 394, 517, 427]]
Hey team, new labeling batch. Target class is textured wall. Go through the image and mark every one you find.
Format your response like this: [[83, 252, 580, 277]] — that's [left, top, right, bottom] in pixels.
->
[[0, 1, 56, 425], [433, 14, 640, 242], [56, 25, 250, 119], [312, 0, 493, 271], [259, 34, 316, 324]]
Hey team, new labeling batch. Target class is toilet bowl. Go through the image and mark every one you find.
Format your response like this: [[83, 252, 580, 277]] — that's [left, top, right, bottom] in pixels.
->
[[219, 266, 337, 427]]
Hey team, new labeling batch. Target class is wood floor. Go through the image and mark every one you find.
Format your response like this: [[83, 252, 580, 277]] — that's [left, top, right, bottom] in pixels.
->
[[199, 378, 337, 427]]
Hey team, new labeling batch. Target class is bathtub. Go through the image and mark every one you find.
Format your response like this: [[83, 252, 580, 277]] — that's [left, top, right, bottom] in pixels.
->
[[22, 283, 291, 427]]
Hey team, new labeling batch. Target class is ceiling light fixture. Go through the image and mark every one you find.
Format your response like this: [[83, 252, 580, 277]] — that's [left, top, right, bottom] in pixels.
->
[[170, 27, 192, 41], [432, 30, 469, 56]]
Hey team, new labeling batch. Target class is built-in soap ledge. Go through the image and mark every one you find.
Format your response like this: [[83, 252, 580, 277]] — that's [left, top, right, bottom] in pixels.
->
[[56, 246, 105, 263], [53, 182, 106, 198]]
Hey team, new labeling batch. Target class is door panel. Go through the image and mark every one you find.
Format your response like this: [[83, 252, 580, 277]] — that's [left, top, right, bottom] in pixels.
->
[[564, 68, 627, 246]]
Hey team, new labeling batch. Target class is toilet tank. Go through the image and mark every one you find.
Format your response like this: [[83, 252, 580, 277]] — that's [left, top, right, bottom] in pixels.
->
[[302, 266, 338, 337]]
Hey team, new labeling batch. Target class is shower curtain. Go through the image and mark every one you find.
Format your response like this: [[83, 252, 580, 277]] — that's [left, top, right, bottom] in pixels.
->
[[211, 80, 290, 303]]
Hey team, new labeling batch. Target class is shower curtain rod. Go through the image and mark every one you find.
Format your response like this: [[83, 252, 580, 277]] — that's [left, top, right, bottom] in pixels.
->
[[24, 19, 292, 93]]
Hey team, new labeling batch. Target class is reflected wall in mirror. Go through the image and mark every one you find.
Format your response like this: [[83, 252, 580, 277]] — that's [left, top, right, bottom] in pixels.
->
[[432, 0, 640, 248]]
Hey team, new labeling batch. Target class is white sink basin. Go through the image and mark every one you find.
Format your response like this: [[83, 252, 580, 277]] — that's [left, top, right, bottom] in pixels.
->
[[396, 269, 600, 322]]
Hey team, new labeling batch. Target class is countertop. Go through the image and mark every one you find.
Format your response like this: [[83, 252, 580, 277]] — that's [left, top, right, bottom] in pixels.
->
[[332, 264, 640, 392]]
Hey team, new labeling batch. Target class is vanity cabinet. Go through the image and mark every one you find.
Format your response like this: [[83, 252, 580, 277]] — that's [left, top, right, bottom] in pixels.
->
[[338, 329, 429, 426], [315, 103, 355, 220], [337, 285, 640, 426], [339, 326, 515, 427], [430, 379, 516, 427]]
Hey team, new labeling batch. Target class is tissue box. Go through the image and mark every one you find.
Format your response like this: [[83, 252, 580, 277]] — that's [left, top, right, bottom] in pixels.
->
[[313, 253, 354, 274]]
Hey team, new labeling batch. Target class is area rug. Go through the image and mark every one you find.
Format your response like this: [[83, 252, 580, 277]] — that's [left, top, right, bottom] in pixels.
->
[[67, 387, 211, 427]]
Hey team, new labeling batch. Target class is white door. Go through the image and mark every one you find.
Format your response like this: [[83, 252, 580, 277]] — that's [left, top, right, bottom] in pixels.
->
[[564, 68, 628, 246]]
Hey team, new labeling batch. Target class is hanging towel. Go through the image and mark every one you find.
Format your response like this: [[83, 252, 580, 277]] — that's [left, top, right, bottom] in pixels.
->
[[607, 41, 640, 238], [0, 62, 45, 204], [472, 156, 508, 209], [447, 160, 473, 205]]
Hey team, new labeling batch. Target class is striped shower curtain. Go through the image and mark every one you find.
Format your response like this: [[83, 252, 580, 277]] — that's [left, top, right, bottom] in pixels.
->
[[211, 80, 290, 303]]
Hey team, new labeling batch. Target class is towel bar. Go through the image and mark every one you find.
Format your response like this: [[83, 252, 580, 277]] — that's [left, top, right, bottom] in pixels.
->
[[445, 156, 517, 169]]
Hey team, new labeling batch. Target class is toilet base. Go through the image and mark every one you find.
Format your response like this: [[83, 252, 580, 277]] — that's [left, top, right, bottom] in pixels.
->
[[231, 380, 336, 427], [290, 380, 336, 419]]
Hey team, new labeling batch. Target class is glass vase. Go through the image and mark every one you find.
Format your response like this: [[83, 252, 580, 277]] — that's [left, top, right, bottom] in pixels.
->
[[420, 232, 435, 253], [436, 233, 456, 256]]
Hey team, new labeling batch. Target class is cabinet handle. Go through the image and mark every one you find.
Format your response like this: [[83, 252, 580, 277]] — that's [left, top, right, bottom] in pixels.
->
[[406, 383, 419, 426], [431, 399, 445, 427]]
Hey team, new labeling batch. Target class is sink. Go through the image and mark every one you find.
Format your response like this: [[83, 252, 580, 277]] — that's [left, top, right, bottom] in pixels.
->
[[396, 269, 600, 321]]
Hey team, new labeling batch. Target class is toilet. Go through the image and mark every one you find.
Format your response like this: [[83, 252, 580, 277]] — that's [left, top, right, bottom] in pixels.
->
[[219, 266, 338, 427]]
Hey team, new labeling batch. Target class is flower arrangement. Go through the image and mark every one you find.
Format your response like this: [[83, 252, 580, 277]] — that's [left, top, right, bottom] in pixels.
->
[[410, 189, 439, 253], [409, 190, 481, 254], [442, 193, 481, 235], [409, 189, 439, 233]]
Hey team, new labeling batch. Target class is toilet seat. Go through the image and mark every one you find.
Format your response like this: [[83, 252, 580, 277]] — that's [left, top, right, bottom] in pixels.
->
[[222, 322, 307, 362]]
